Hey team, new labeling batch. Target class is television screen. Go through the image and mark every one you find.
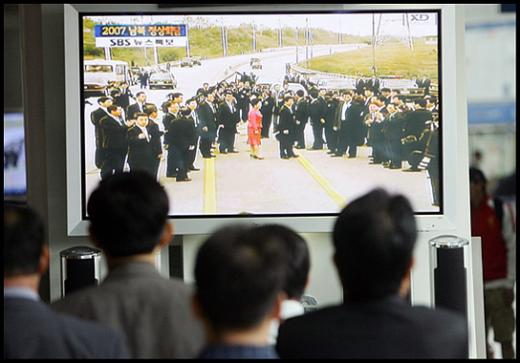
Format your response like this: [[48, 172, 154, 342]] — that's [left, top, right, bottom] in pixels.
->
[[79, 10, 441, 218], [4, 112, 27, 199]]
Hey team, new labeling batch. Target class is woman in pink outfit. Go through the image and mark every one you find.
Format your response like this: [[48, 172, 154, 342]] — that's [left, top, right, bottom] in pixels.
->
[[248, 98, 264, 159]]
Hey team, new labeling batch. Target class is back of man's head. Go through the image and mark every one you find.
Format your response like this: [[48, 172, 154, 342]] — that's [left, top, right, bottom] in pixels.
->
[[4, 203, 45, 277], [194, 224, 286, 334], [253, 225, 310, 300], [333, 189, 417, 302], [87, 171, 169, 258]]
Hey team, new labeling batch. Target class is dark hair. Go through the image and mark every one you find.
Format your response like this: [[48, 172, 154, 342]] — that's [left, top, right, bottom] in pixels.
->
[[381, 88, 391, 93], [134, 112, 148, 119], [180, 108, 192, 117], [415, 99, 427, 108], [97, 96, 111, 104], [250, 98, 262, 108], [469, 167, 487, 185], [253, 225, 310, 299], [143, 103, 158, 115], [166, 100, 180, 109], [333, 189, 417, 302], [296, 90, 305, 97], [135, 91, 146, 98], [283, 95, 294, 103], [172, 92, 183, 99], [87, 172, 169, 258], [194, 224, 286, 333], [4, 203, 45, 277], [186, 98, 197, 105]]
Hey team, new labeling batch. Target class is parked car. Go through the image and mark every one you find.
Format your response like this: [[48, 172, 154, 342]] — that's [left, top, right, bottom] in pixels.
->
[[149, 72, 177, 89], [192, 56, 202, 66], [83, 59, 131, 97], [250, 57, 262, 70], [180, 57, 194, 67]]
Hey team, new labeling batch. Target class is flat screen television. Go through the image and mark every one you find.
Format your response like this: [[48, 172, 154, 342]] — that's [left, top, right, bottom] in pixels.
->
[[4, 112, 27, 200], [65, 4, 466, 235]]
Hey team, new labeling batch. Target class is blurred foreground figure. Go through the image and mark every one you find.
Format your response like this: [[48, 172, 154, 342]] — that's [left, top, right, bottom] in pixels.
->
[[4, 203, 129, 359], [276, 188, 468, 358], [52, 171, 205, 358], [193, 224, 288, 359], [470, 168, 516, 359]]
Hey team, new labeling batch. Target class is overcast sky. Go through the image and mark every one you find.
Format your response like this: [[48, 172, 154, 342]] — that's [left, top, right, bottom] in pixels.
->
[[86, 12, 438, 37]]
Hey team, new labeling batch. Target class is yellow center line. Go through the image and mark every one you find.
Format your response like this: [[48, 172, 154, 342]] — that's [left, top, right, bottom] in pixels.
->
[[203, 157, 217, 214], [296, 153, 346, 208]]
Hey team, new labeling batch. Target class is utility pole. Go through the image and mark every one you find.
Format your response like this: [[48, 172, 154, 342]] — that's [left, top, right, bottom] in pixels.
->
[[104, 47, 111, 61], [372, 13, 376, 76], [185, 22, 191, 58], [278, 19, 282, 48], [252, 21, 256, 52], [221, 18, 227, 57], [305, 17, 309, 65], [405, 13, 414, 51]]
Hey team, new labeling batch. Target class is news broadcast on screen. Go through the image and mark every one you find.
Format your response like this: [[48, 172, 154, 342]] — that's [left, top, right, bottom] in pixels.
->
[[80, 10, 441, 218]]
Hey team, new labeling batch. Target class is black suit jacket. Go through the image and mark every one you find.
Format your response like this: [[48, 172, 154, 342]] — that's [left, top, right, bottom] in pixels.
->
[[404, 109, 432, 138], [308, 97, 327, 124], [4, 297, 129, 359], [127, 126, 154, 170], [295, 98, 309, 124], [100, 115, 129, 150], [162, 112, 179, 147], [90, 108, 109, 148], [127, 102, 145, 120], [276, 295, 468, 359], [167, 117, 196, 151], [197, 102, 217, 140], [217, 101, 240, 132], [278, 105, 295, 135]]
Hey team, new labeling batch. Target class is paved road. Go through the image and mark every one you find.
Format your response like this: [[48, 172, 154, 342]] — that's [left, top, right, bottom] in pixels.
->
[[83, 43, 438, 215]]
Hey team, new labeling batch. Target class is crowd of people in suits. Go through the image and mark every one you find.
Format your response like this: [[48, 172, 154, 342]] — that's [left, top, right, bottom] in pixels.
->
[[5, 171, 469, 359], [89, 73, 439, 204]]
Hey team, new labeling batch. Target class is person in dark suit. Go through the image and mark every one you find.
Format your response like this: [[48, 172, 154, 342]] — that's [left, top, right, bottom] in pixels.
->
[[260, 90, 275, 138], [379, 88, 392, 106], [382, 104, 405, 169], [99, 105, 133, 180], [167, 108, 196, 182], [143, 103, 164, 179], [126, 113, 155, 176], [355, 75, 366, 96], [197, 92, 218, 159], [193, 224, 287, 359], [162, 101, 181, 178], [217, 91, 240, 154], [276, 189, 469, 359], [52, 172, 206, 358], [277, 96, 298, 159], [324, 93, 339, 153], [294, 90, 309, 149], [331, 90, 352, 156], [4, 203, 129, 359], [367, 76, 381, 95], [113, 81, 133, 111], [402, 99, 432, 171], [417, 76, 431, 95], [308, 89, 327, 150], [126, 91, 147, 120], [186, 98, 200, 171], [161, 92, 183, 114], [91, 96, 113, 169], [334, 95, 365, 158], [364, 103, 385, 164]]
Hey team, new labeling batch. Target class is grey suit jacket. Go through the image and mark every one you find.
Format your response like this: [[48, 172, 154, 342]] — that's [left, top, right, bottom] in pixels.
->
[[52, 261, 206, 358], [4, 297, 129, 359]]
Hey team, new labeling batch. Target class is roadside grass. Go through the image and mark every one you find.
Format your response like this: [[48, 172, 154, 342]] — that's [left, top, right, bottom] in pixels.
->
[[299, 39, 439, 80]]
